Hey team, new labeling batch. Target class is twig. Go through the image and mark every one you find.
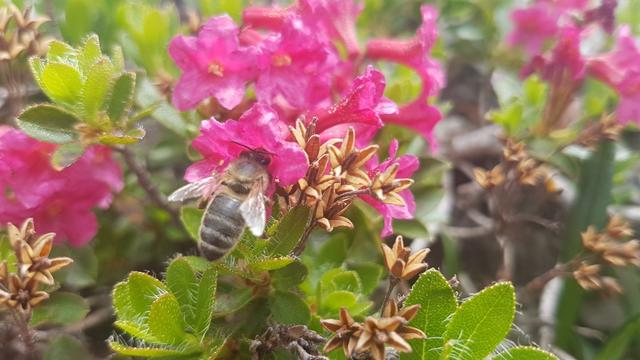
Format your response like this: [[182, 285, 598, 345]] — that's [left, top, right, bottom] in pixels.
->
[[115, 147, 182, 226], [380, 277, 400, 313], [293, 222, 317, 256]]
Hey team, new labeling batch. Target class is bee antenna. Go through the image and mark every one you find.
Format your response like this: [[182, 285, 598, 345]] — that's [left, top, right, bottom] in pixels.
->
[[231, 141, 253, 151], [231, 141, 277, 157]]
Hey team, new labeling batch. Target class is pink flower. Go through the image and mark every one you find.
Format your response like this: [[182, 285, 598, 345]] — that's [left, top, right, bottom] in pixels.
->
[[366, 5, 444, 96], [255, 16, 338, 110], [313, 66, 397, 144], [298, 0, 363, 58], [508, 5, 559, 55], [169, 16, 257, 111], [361, 140, 419, 237], [185, 103, 308, 188], [0, 129, 123, 246], [588, 26, 640, 124], [381, 99, 442, 151], [522, 25, 586, 83]]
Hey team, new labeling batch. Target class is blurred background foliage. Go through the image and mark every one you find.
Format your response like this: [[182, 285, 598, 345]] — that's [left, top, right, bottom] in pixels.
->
[[2, 0, 640, 359]]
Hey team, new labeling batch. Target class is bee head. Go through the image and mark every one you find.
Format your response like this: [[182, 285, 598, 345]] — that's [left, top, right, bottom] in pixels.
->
[[240, 150, 272, 166]]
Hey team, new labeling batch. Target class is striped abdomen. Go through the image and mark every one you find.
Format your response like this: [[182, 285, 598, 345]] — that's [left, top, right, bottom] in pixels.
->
[[199, 194, 246, 260]]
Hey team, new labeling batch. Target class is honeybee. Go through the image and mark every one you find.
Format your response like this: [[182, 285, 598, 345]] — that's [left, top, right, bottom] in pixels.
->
[[169, 149, 271, 261]]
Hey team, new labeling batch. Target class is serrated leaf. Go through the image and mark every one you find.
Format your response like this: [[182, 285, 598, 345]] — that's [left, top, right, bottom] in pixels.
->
[[269, 290, 310, 325], [44, 335, 91, 360], [82, 58, 114, 121], [148, 293, 187, 345], [114, 320, 159, 343], [127, 272, 169, 318], [30, 292, 89, 327], [495, 346, 557, 360], [443, 282, 515, 360], [40, 63, 82, 105], [166, 257, 198, 324], [181, 207, 204, 243], [108, 72, 136, 122], [112, 282, 137, 321], [47, 41, 75, 60], [109, 341, 189, 357], [29, 57, 45, 83], [267, 206, 310, 256], [404, 269, 457, 360], [16, 104, 79, 144], [249, 256, 295, 271], [79, 34, 102, 72], [193, 266, 217, 338], [51, 143, 84, 170]]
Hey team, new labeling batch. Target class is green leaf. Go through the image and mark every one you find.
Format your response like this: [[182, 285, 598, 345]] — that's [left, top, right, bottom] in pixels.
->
[[317, 234, 351, 266], [107, 72, 136, 122], [269, 290, 311, 325], [181, 207, 204, 242], [393, 219, 429, 239], [47, 41, 75, 60], [443, 282, 515, 360], [404, 269, 457, 360], [16, 104, 79, 144], [495, 346, 557, 360], [271, 261, 308, 290], [53, 245, 98, 289], [595, 314, 640, 360], [51, 143, 84, 170], [148, 293, 187, 345], [79, 34, 102, 72], [136, 77, 188, 137], [114, 320, 159, 343], [322, 291, 357, 312], [109, 341, 190, 357], [44, 335, 91, 360], [97, 128, 146, 145], [348, 262, 383, 295], [40, 63, 82, 105], [249, 256, 295, 271], [113, 281, 137, 321], [555, 142, 615, 354], [166, 257, 198, 324], [127, 272, 169, 317], [82, 57, 115, 121], [30, 292, 89, 327], [193, 265, 217, 338], [214, 287, 254, 316], [267, 206, 311, 256]]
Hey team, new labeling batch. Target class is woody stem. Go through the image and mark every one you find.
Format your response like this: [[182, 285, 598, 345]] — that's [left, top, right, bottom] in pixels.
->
[[293, 222, 317, 257], [380, 277, 400, 313], [115, 147, 182, 228], [11, 309, 33, 352]]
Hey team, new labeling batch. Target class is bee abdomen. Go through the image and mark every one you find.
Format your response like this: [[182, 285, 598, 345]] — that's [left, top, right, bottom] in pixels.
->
[[199, 194, 245, 261]]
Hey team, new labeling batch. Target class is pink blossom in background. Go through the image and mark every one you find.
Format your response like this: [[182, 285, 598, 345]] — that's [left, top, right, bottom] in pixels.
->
[[298, 0, 363, 58], [522, 25, 586, 83], [361, 140, 419, 237], [169, 15, 257, 111], [255, 16, 338, 111], [0, 129, 123, 246], [588, 26, 640, 124], [186, 103, 308, 188]]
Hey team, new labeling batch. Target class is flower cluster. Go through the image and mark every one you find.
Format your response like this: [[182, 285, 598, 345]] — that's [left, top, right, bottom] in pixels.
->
[[573, 216, 640, 294], [474, 139, 558, 193], [321, 301, 425, 360], [381, 235, 429, 281], [0, 219, 72, 312], [284, 122, 417, 237], [169, 0, 443, 143], [508, 0, 640, 126], [0, 128, 123, 246]]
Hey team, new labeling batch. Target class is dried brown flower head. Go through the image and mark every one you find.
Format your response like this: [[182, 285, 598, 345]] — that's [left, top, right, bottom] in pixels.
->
[[354, 316, 413, 360], [0, 274, 49, 312], [321, 308, 362, 357], [503, 139, 527, 163], [606, 215, 634, 239], [381, 236, 429, 281], [573, 262, 602, 291], [370, 163, 414, 207], [382, 300, 426, 341], [0, 5, 49, 61], [474, 165, 505, 190], [314, 186, 353, 232], [328, 128, 377, 190]]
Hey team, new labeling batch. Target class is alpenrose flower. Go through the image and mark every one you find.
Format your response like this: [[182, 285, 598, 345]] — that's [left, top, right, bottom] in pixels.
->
[[169, 15, 257, 111], [588, 26, 640, 125], [0, 128, 123, 246], [185, 103, 309, 188], [362, 141, 418, 237]]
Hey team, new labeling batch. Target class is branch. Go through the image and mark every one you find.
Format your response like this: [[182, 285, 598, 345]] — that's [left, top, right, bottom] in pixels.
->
[[115, 147, 182, 226]]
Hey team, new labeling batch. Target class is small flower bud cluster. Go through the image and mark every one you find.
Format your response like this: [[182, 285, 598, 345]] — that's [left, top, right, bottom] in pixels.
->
[[321, 302, 425, 360], [474, 139, 558, 193], [573, 216, 640, 294], [576, 114, 624, 148], [381, 236, 429, 282], [0, 5, 49, 61], [0, 219, 72, 312]]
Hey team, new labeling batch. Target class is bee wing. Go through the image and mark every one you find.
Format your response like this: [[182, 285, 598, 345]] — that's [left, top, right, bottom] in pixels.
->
[[240, 178, 268, 237], [168, 175, 220, 202]]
